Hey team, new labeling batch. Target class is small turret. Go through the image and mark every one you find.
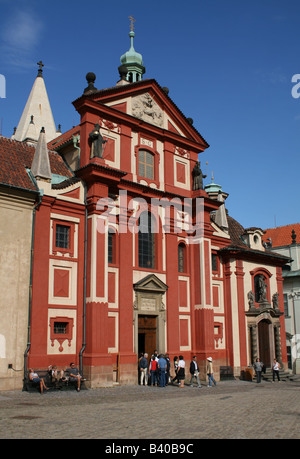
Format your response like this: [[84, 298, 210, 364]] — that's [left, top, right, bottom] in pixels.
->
[[205, 173, 229, 232], [31, 127, 52, 181], [118, 17, 145, 84]]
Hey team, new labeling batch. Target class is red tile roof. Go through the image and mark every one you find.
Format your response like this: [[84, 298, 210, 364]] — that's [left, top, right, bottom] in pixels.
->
[[48, 125, 80, 150], [263, 224, 300, 247], [0, 136, 73, 192], [227, 215, 247, 247]]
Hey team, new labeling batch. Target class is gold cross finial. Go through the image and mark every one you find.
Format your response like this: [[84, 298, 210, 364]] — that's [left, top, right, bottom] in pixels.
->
[[129, 16, 135, 31]]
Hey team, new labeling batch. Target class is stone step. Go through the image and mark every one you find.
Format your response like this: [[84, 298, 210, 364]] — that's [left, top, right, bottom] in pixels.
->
[[253, 369, 291, 381]]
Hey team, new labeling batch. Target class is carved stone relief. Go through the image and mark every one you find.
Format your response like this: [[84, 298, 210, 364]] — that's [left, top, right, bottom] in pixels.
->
[[132, 93, 163, 127]]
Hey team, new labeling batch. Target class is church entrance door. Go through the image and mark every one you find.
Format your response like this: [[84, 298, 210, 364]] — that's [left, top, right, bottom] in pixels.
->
[[138, 315, 157, 356], [133, 274, 168, 357], [258, 319, 271, 367]]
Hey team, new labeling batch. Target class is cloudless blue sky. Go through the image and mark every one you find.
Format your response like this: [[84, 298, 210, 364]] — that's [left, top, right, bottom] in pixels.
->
[[0, 0, 299, 231]]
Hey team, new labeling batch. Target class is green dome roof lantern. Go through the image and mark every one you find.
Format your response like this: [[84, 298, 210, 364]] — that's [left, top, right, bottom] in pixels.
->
[[119, 17, 145, 83], [121, 31, 143, 66], [204, 172, 223, 194]]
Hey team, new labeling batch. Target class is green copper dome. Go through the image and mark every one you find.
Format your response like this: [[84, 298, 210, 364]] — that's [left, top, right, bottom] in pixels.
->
[[204, 180, 223, 194], [119, 29, 145, 83], [121, 31, 143, 66], [204, 173, 229, 201]]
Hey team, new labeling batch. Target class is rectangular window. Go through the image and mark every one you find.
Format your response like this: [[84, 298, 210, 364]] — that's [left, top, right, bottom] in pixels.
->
[[211, 253, 218, 272], [54, 322, 68, 334], [139, 150, 154, 180], [138, 213, 155, 269], [108, 230, 114, 264], [49, 317, 74, 349], [283, 293, 289, 317], [138, 232, 155, 269], [55, 224, 70, 249]]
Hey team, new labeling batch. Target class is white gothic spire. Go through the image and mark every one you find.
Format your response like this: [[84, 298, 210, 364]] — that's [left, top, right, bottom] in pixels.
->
[[12, 62, 59, 144]]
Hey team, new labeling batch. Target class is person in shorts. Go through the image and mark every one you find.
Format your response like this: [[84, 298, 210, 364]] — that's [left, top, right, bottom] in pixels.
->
[[29, 368, 49, 393], [67, 363, 85, 392]]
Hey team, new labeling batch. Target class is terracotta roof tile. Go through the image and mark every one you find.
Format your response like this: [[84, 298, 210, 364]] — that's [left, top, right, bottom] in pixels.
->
[[263, 224, 300, 247], [220, 215, 290, 263], [227, 215, 247, 247], [48, 125, 80, 150], [0, 136, 72, 192], [48, 150, 73, 178]]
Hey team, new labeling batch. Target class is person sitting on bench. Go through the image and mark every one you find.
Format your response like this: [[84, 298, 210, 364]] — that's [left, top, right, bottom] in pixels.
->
[[48, 365, 65, 382], [67, 363, 85, 392], [29, 369, 49, 394]]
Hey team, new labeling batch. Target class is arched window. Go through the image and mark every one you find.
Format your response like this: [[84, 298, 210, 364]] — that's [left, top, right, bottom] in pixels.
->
[[178, 243, 186, 273], [138, 212, 155, 269], [138, 150, 154, 180]]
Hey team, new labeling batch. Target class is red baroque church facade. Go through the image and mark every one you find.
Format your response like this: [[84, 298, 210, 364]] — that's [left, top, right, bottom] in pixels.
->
[[0, 32, 289, 389]]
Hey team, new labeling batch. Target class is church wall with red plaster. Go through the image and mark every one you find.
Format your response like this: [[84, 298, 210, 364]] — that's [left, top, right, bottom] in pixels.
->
[[25, 79, 289, 387]]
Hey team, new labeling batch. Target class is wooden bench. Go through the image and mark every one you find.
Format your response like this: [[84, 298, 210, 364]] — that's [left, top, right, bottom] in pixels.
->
[[23, 369, 87, 392]]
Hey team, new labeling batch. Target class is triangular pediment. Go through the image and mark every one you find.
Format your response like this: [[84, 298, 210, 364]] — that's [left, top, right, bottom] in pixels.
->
[[83, 79, 208, 148], [133, 274, 168, 293]]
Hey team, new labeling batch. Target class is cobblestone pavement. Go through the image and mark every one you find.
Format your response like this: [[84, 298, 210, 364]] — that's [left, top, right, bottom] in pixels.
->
[[0, 379, 299, 440]]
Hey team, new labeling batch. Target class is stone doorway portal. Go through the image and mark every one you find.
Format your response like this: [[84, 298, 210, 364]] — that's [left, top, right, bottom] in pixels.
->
[[246, 302, 283, 368], [133, 274, 168, 356]]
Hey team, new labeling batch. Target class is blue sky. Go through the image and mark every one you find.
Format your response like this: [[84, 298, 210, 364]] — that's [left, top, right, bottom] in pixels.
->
[[0, 0, 299, 231]]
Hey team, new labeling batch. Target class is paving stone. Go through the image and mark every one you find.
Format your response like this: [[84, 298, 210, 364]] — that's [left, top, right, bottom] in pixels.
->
[[0, 380, 299, 439]]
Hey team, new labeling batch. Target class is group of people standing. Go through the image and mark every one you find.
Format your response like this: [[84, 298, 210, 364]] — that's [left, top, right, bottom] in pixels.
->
[[138, 352, 217, 388], [253, 358, 282, 383], [139, 351, 170, 387]]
